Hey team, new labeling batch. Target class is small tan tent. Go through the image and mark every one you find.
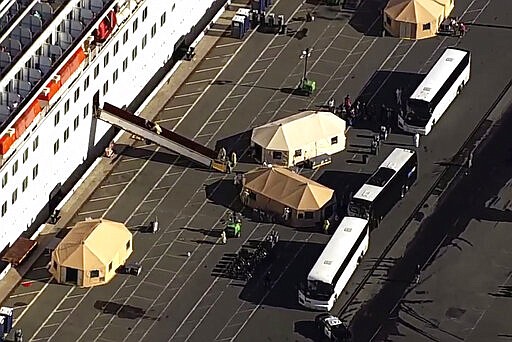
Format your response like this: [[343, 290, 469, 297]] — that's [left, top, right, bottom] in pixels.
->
[[241, 167, 335, 228], [384, 0, 452, 40], [50, 219, 133, 287], [251, 111, 346, 167]]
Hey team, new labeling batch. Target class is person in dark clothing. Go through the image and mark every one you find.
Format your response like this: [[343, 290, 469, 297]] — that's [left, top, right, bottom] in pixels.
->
[[264, 271, 272, 289]]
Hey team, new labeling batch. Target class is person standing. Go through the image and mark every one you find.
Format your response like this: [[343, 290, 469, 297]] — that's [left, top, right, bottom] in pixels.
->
[[328, 98, 335, 113], [413, 133, 420, 148], [221, 230, 227, 244], [396, 88, 402, 106], [264, 271, 272, 289], [323, 219, 330, 234]]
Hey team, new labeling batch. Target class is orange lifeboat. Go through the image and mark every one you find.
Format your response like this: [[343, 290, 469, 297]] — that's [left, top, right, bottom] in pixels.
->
[[0, 100, 42, 155]]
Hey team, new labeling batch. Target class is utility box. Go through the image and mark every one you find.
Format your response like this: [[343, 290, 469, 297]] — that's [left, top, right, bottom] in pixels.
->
[[0, 307, 13, 334], [231, 15, 246, 39], [236, 8, 251, 32]]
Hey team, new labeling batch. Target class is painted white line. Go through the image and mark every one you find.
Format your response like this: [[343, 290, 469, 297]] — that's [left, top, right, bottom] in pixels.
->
[[29, 286, 75, 337], [195, 66, 223, 73], [196, 133, 213, 138], [246, 69, 265, 74], [32, 266, 49, 271], [99, 182, 129, 189], [204, 54, 233, 60], [207, 119, 226, 124], [9, 290, 40, 298], [227, 94, 244, 99], [109, 169, 139, 176], [215, 41, 242, 48], [164, 103, 192, 111], [55, 307, 74, 313], [267, 44, 286, 49], [142, 198, 160, 203], [77, 208, 107, 216], [174, 91, 203, 99], [185, 78, 212, 85]]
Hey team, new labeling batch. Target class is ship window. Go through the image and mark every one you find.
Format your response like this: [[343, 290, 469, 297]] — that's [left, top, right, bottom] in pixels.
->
[[122, 57, 128, 72], [22, 148, 28, 163], [113, 69, 118, 84], [22, 177, 28, 192], [142, 34, 147, 49], [53, 139, 60, 154], [74, 116, 80, 130], [133, 18, 138, 32], [54, 111, 60, 126], [103, 81, 109, 95], [12, 160, 18, 175], [113, 41, 119, 56], [1, 201, 6, 216], [64, 127, 69, 142], [64, 100, 70, 114], [161, 12, 166, 26], [1, 173, 7, 188], [142, 7, 148, 21], [94, 65, 99, 79], [74, 88, 80, 102], [123, 30, 129, 44], [84, 76, 90, 90], [83, 104, 89, 118], [33, 136, 39, 151], [32, 164, 38, 180], [151, 24, 156, 38], [104, 52, 109, 67], [11, 189, 17, 204], [132, 46, 138, 61]]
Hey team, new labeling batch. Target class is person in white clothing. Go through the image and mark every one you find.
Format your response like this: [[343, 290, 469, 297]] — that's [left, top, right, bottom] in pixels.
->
[[413, 133, 420, 148]]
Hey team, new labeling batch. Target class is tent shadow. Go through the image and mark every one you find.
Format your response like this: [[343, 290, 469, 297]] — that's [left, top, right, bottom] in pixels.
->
[[215, 129, 257, 164], [205, 179, 243, 211], [348, 0, 387, 37]]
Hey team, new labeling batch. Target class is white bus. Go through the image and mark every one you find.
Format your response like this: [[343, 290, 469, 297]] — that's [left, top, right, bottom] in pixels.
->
[[348, 148, 417, 229], [298, 217, 369, 311], [398, 47, 471, 135]]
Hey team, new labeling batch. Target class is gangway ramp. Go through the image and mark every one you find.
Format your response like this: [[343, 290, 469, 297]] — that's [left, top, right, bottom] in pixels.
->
[[97, 103, 231, 172]]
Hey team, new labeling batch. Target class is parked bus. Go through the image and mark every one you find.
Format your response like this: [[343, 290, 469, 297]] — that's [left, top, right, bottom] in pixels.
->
[[298, 217, 369, 311], [348, 148, 417, 228], [398, 47, 471, 135]]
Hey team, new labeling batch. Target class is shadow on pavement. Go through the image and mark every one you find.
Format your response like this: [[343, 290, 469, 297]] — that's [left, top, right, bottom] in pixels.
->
[[94, 300, 156, 320], [294, 320, 319, 341], [215, 130, 256, 164], [205, 179, 243, 211], [348, 0, 387, 37]]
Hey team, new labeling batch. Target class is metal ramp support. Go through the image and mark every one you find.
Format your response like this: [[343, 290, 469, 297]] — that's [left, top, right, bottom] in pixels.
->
[[97, 103, 222, 170]]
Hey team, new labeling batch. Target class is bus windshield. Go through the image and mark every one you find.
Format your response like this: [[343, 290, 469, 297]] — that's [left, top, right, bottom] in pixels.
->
[[304, 280, 333, 301], [347, 198, 371, 220], [405, 99, 431, 126]]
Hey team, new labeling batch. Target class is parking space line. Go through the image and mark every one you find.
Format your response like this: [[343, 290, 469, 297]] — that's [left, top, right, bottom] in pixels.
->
[[185, 78, 212, 86], [215, 41, 242, 48], [163, 103, 192, 111], [155, 116, 184, 124], [77, 209, 107, 216], [142, 280, 165, 288], [246, 69, 265, 74], [55, 307, 74, 313], [99, 182, 129, 189], [195, 66, 223, 73], [9, 290, 40, 298], [109, 169, 139, 177], [32, 266, 48, 271], [174, 91, 203, 99], [204, 54, 233, 60]]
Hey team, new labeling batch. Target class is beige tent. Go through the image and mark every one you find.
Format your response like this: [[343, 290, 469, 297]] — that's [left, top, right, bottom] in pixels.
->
[[50, 219, 133, 287], [384, 0, 452, 39], [241, 167, 335, 228], [251, 111, 346, 167]]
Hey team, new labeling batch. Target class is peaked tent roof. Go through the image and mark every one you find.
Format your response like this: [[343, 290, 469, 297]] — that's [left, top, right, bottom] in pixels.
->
[[251, 111, 346, 151], [53, 219, 132, 270], [385, 0, 444, 23], [243, 167, 334, 211]]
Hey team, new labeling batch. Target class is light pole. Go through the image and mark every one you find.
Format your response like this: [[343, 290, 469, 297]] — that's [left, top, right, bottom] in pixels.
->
[[300, 47, 312, 86]]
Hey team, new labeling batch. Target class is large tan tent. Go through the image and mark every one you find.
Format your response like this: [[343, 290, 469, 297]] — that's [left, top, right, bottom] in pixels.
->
[[49, 219, 133, 287], [384, 0, 453, 40], [251, 111, 346, 167], [241, 167, 335, 228]]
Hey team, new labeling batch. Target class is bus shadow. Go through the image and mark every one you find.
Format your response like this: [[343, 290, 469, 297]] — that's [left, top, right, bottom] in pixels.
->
[[238, 240, 325, 310], [350, 70, 425, 133]]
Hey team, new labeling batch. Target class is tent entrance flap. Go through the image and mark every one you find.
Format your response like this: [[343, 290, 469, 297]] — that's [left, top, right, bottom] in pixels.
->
[[97, 103, 229, 171]]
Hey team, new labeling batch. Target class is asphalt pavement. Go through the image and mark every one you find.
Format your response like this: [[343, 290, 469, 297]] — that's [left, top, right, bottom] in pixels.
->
[[2, 0, 512, 341]]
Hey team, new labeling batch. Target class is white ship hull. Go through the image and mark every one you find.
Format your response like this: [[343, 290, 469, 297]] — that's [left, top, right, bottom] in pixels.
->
[[0, 0, 227, 254]]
